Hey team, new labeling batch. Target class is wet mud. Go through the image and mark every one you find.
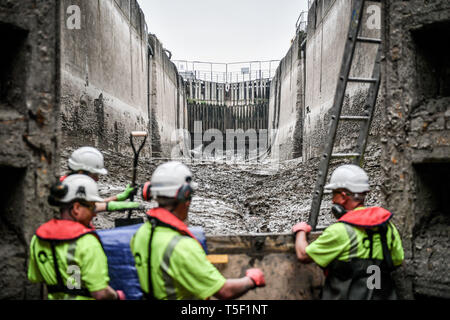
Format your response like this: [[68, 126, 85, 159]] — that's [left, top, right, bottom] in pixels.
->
[[61, 149, 384, 235]]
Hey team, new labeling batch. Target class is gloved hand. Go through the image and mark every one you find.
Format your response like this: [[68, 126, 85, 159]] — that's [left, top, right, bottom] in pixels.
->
[[107, 201, 144, 212], [116, 184, 137, 201], [292, 222, 312, 234], [245, 268, 265, 288], [116, 290, 126, 300]]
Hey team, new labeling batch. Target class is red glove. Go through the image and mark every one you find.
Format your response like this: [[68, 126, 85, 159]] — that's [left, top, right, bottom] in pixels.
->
[[292, 222, 312, 234], [116, 290, 126, 300], [246, 268, 266, 288]]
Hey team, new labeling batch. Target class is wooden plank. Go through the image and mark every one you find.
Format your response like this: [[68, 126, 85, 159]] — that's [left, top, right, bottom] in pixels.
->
[[207, 254, 229, 264]]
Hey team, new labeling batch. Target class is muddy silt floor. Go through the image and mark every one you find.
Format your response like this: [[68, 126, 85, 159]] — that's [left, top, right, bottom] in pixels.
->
[[60, 150, 384, 235]]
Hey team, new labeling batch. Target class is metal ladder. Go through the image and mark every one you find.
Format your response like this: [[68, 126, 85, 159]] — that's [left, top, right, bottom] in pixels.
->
[[308, 0, 382, 230]]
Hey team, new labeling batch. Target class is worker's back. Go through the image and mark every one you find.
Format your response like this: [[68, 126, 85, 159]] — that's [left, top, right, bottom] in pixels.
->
[[130, 216, 226, 300], [28, 221, 109, 300]]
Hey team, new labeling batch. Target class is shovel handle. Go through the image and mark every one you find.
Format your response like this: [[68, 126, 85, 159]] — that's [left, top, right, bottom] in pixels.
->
[[131, 131, 148, 137], [127, 131, 148, 219]]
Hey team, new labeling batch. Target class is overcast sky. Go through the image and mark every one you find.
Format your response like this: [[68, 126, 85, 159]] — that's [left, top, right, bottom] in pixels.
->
[[137, 0, 309, 63]]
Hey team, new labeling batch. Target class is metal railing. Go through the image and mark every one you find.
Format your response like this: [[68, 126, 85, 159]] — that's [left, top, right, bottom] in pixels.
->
[[295, 11, 308, 34], [174, 60, 280, 83]]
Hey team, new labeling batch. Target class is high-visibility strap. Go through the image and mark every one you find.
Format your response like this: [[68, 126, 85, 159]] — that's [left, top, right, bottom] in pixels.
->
[[160, 235, 184, 300], [365, 229, 375, 259], [50, 241, 64, 288], [343, 224, 359, 260], [379, 223, 395, 271], [66, 241, 77, 263], [146, 218, 158, 300], [65, 241, 79, 299]]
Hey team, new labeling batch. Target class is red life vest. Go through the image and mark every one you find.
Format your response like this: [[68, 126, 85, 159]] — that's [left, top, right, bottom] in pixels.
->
[[338, 206, 392, 228], [36, 219, 97, 241], [35, 219, 99, 298], [145, 207, 199, 244]]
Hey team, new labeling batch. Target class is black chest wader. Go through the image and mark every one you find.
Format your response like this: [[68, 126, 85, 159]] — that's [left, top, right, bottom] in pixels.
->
[[322, 223, 397, 300]]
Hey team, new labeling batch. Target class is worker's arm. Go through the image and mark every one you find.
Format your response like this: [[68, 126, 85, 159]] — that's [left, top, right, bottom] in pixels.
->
[[95, 202, 107, 213], [95, 184, 137, 207], [213, 269, 265, 300], [293, 222, 313, 263], [95, 201, 143, 213], [295, 231, 313, 263], [90, 286, 125, 300], [213, 277, 255, 300], [102, 196, 117, 203]]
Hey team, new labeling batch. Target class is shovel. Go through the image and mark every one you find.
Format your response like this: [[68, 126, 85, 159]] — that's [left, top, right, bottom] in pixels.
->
[[115, 131, 148, 227]]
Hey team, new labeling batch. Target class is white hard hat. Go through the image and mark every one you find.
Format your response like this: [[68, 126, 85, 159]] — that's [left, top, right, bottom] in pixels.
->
[[58, 174, 103, 203], [68, 147, 108, 175], [325, 164, 370, 193], [150, 161, 197, 198]]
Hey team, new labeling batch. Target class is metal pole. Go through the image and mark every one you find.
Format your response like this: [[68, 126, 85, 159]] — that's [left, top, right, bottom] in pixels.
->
[[226, 64, 228, 84], [259, 61, 262, 80]]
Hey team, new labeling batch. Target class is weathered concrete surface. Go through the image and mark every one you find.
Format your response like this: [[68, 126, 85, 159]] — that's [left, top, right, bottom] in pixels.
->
[[148, 34, 187, 158], [0, 0, 60, 299], [208, 233, 325, 300], [381, 0, 450, 299], [268, 30, 306, 161], [303, 0, 382, 161], [60, 0, 150, 157]]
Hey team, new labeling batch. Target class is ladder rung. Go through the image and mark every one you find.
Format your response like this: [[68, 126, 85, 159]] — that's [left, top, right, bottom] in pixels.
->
[[340, 116, 370, 121], [332, 153, 361, 158], [356, 36, 382, 44], [347, 77, 378, 83]]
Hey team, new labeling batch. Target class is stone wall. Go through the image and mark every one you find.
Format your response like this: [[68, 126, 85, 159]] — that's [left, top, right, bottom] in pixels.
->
[[0, 0, 60, 299], [381, 0, 450, 299]]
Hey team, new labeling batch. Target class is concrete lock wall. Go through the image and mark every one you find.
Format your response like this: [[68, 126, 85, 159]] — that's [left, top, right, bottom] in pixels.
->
[[0, 0, 60, 299], [303, 0, 382, 161], [59, 0, 150, 158], [268, 31, 306, 161], [148, 34, 187, 158]]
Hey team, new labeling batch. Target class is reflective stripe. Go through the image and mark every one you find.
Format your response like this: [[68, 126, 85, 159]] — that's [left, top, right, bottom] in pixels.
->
[[160, 235, 184, 300], [65, 241, 78, 299], [343, 224, 359, 260], [67, 241, 77, 265]]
